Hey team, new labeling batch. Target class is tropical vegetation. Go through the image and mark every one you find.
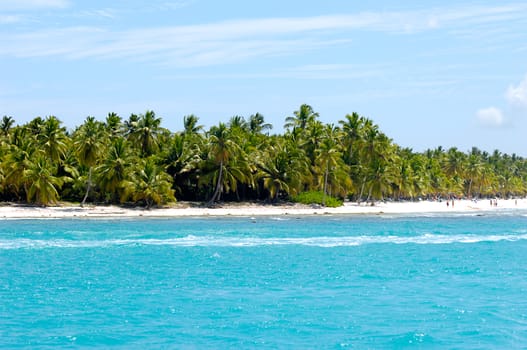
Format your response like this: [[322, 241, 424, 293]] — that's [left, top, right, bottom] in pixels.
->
[[1, 106, 526, 207]]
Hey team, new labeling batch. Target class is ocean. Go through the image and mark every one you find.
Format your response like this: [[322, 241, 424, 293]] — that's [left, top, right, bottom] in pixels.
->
[[1, 212, 527, 348]]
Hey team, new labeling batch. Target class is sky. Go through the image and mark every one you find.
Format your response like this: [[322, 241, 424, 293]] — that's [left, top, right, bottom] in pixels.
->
[[1, 0, 527, 155]]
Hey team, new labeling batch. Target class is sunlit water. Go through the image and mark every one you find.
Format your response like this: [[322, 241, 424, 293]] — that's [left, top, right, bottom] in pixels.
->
[[2, 212, 527, 348]]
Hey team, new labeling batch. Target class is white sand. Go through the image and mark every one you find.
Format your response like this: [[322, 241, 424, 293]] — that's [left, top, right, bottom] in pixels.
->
[[0, 198, 525, 218]]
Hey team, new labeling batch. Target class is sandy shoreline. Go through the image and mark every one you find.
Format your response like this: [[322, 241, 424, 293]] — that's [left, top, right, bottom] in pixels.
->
[[0, 199, 525, 218]]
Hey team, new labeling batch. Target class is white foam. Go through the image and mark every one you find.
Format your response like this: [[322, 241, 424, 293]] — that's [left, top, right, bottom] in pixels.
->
[[2, 233, 527, 249]]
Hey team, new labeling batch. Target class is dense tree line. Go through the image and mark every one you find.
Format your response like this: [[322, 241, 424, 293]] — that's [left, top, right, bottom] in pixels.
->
[[1, 105, 526, 207]]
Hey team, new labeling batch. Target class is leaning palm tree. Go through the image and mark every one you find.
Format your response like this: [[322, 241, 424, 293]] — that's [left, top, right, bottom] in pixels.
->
[[73, 116, 105, 206], [205, 122, 241, 204]]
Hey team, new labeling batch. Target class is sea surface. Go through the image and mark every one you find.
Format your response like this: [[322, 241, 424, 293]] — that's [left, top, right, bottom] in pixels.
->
[[2, 211, 527, 349]]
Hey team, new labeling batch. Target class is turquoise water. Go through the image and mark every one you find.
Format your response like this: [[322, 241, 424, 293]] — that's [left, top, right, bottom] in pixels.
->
[[2, 212, 527, 348]]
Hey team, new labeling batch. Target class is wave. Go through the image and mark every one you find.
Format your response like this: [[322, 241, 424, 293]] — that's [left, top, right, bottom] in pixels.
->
[[2, 233, 527, 249]]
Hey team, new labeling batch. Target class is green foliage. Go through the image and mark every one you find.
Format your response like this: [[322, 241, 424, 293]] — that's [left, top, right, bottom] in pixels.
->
[[291, 191, 343, 208], [122, 158, 175, 208], [1, 106, 527, 207]]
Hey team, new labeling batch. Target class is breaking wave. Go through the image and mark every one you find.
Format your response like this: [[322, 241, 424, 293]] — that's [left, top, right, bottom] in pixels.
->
[[2, 233, 527, 249]]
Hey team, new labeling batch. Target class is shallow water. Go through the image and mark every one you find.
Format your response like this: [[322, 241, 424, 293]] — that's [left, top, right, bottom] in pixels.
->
[[2, 213, 527, 348]]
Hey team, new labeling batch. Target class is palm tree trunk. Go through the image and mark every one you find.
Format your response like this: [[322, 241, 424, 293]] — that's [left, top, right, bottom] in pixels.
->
[[358, 176, 367, 204], [81, 167, 92, 207], [322, 162, 329, 206], [208, 160, 223, 205]]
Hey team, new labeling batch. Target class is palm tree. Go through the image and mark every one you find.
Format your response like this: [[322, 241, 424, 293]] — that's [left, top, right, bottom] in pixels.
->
[[2, 137, 34, 201], [393, 150, 413, 199], [305, 119, 325, 166], [183, 114, 203, 135], [160, 132, 202, 199], [105, 112, 122, 139], [228, 115, 248, 131], [249, 113, 272, 134], [339, 112, 363, 165], [25, 117, 44, 138], [355, 119, 379, 202], [123, 157, 175, 208], [315, 125, 350, 205], [96, 137, 131, 203], [129, 110, 162, 157], [257, 145, 291, 201], [125, 113, 139, 136], [73, 116, 106, 206], [443, 147, 467, 196], [408, 152, 430, 199], [423, 147, 449, 197], [256, 137, 310, 201], [366, 133, 397, 202], [0, 116, 15, 139], [284, 104, 319, 131], [23, 156, 67, 205], [205, 122, 242, 204], [465, 153, 484, 197], [37, 116, 68, 165]]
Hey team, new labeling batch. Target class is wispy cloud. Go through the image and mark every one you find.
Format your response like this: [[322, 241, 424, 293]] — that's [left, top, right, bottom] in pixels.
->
[[0, 0, 70, 11], [77, 9, 116, 20], [0, 15, 21, 24], [158, 0, 196, 11], [157, 63, 387, 81], [280, 64, 384, 79], [1, 3, 526, 66]]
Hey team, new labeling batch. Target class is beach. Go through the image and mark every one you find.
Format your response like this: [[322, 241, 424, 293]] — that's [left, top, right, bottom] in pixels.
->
[[0, 198, 524, 218]]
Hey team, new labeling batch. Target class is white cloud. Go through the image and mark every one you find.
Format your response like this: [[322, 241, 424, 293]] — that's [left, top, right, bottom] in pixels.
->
[[476, 107, 505, 126], [0, 0, 69, 11], [506, 75, 527, 107]]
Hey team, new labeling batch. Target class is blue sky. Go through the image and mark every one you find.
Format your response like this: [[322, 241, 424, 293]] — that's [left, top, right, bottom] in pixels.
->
[[1, 0, 527, 154]]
